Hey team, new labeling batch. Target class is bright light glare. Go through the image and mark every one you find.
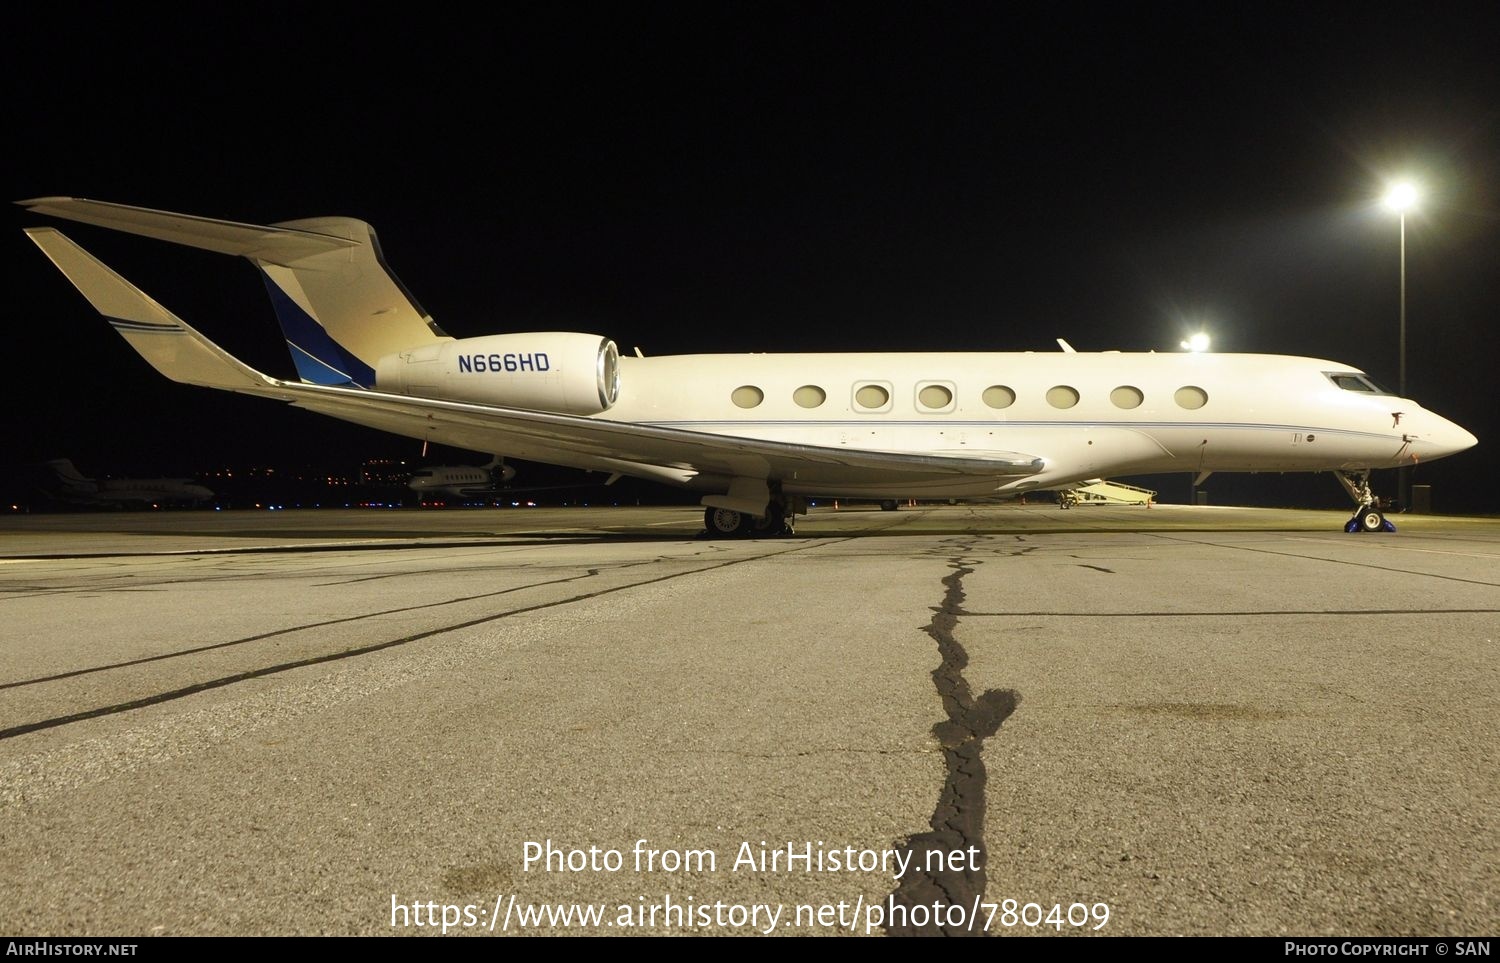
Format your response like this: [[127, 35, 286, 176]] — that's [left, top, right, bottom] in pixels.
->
[[1382, 180, 1420, 214], [1180, 333, 1210, 352]]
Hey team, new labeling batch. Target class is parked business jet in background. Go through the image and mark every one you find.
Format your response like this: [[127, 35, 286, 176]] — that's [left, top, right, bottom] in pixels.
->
[[407, 459, 516, 503], [20, 198, 1476, 536], [37, 457, 214, 509]]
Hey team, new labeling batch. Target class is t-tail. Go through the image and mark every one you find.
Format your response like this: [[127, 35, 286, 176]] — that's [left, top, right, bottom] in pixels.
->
[[16, 197, 450, 388], [43, 459, 97, 495]]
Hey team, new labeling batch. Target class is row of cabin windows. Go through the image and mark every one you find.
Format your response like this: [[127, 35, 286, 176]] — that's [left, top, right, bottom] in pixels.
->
[[730, 383, 1209, 412]]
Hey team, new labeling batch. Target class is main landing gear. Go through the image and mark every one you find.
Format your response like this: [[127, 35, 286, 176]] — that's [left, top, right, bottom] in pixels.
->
[[702, 504, 794, 539], [1335, 470, 1397, 534]]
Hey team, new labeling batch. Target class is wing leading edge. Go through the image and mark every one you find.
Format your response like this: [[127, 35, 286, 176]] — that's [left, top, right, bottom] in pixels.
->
[[25, 227, 1045, 492]]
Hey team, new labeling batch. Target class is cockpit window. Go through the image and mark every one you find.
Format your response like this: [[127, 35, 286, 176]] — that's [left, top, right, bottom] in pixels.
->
[[1326, 372, 1391, 395]]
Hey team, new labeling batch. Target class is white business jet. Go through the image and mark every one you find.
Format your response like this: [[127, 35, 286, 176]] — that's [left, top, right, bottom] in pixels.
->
[[37, 458, 214, 509], [20, 198, 1476, 537], [407, 458, 518, 503]]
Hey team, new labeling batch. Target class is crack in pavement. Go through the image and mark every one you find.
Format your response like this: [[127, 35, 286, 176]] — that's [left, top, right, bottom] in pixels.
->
[[886, 539, 1020, 936]]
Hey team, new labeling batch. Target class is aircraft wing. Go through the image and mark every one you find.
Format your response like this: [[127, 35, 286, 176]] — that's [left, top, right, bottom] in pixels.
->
[[27, 228, 1045, 490], [282, 385, 1044, 488]]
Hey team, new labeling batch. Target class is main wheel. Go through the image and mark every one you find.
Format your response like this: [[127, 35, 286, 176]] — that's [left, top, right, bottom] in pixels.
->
[[1358, 508, 1385, 533], [704, 507, 753, 537], [880, 499, 899, 512]]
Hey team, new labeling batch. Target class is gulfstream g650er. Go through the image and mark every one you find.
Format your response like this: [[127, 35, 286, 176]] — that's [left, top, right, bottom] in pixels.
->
[[20, 197, 1476, 536]]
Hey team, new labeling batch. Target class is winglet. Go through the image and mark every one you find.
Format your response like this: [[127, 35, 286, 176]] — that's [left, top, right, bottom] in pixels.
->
[[25, 227, 275, 392]]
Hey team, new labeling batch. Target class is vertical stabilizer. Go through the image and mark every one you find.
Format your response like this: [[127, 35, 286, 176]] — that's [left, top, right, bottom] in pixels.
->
[[255, 216, 449, 386], [16, 198, 450, 387]]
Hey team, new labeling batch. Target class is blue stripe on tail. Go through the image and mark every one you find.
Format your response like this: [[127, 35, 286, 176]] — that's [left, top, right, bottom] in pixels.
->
[[259, 270, 377, 387]]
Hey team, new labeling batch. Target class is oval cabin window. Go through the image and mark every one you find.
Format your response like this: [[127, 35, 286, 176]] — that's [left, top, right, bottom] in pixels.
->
[[982, 385, 1016, 409], [1046, 385, 1079, 409], [731, 385, 764, 409], [855, 384, 890, 409], [918, 384, 953, 410], [1174, 386, 1208, 410], [793, 385, 827, 409], [1110, 386, 1143, 409]]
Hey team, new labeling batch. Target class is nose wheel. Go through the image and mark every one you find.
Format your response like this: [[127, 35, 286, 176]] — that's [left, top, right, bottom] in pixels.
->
[[1336, 470, 1397, 533], [1346, 507, 1392, 533]]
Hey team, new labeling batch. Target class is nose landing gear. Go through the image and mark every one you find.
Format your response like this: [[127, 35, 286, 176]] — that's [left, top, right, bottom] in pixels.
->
[[1336, 470, 1397, 533]]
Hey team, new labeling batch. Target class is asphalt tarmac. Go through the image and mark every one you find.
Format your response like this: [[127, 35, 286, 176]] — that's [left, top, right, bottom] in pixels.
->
[[1, 504, 1496, 936]]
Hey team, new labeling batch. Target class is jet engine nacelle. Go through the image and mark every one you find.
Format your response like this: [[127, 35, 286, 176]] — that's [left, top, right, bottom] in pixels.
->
[[376, 332, 620, 415]]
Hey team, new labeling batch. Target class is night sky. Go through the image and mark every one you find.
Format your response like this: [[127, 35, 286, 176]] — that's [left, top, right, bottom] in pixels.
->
[[8, 7, 1497, 512]]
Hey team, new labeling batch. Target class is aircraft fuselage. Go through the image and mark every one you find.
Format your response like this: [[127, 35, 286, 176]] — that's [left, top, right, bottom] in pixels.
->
[[457, 350, 1473, 498]]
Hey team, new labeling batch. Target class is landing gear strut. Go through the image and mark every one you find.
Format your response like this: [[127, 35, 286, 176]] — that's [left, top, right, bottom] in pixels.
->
[[1335, 470, 1396, 534]]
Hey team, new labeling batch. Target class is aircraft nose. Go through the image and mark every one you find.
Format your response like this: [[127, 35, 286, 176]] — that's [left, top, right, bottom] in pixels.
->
[[1426, 415, 1478, 459]]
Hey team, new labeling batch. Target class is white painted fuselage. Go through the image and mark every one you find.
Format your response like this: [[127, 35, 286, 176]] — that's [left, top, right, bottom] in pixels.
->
[[517, 351, 1475, 499]]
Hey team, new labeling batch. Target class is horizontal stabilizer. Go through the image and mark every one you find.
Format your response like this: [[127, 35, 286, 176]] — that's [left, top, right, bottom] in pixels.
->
[[25, 228, 273, 392], [17, 197, 358, 261]]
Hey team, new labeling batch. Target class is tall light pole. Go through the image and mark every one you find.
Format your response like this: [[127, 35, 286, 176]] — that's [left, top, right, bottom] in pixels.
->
[[1382, 179, 1420, 509]]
